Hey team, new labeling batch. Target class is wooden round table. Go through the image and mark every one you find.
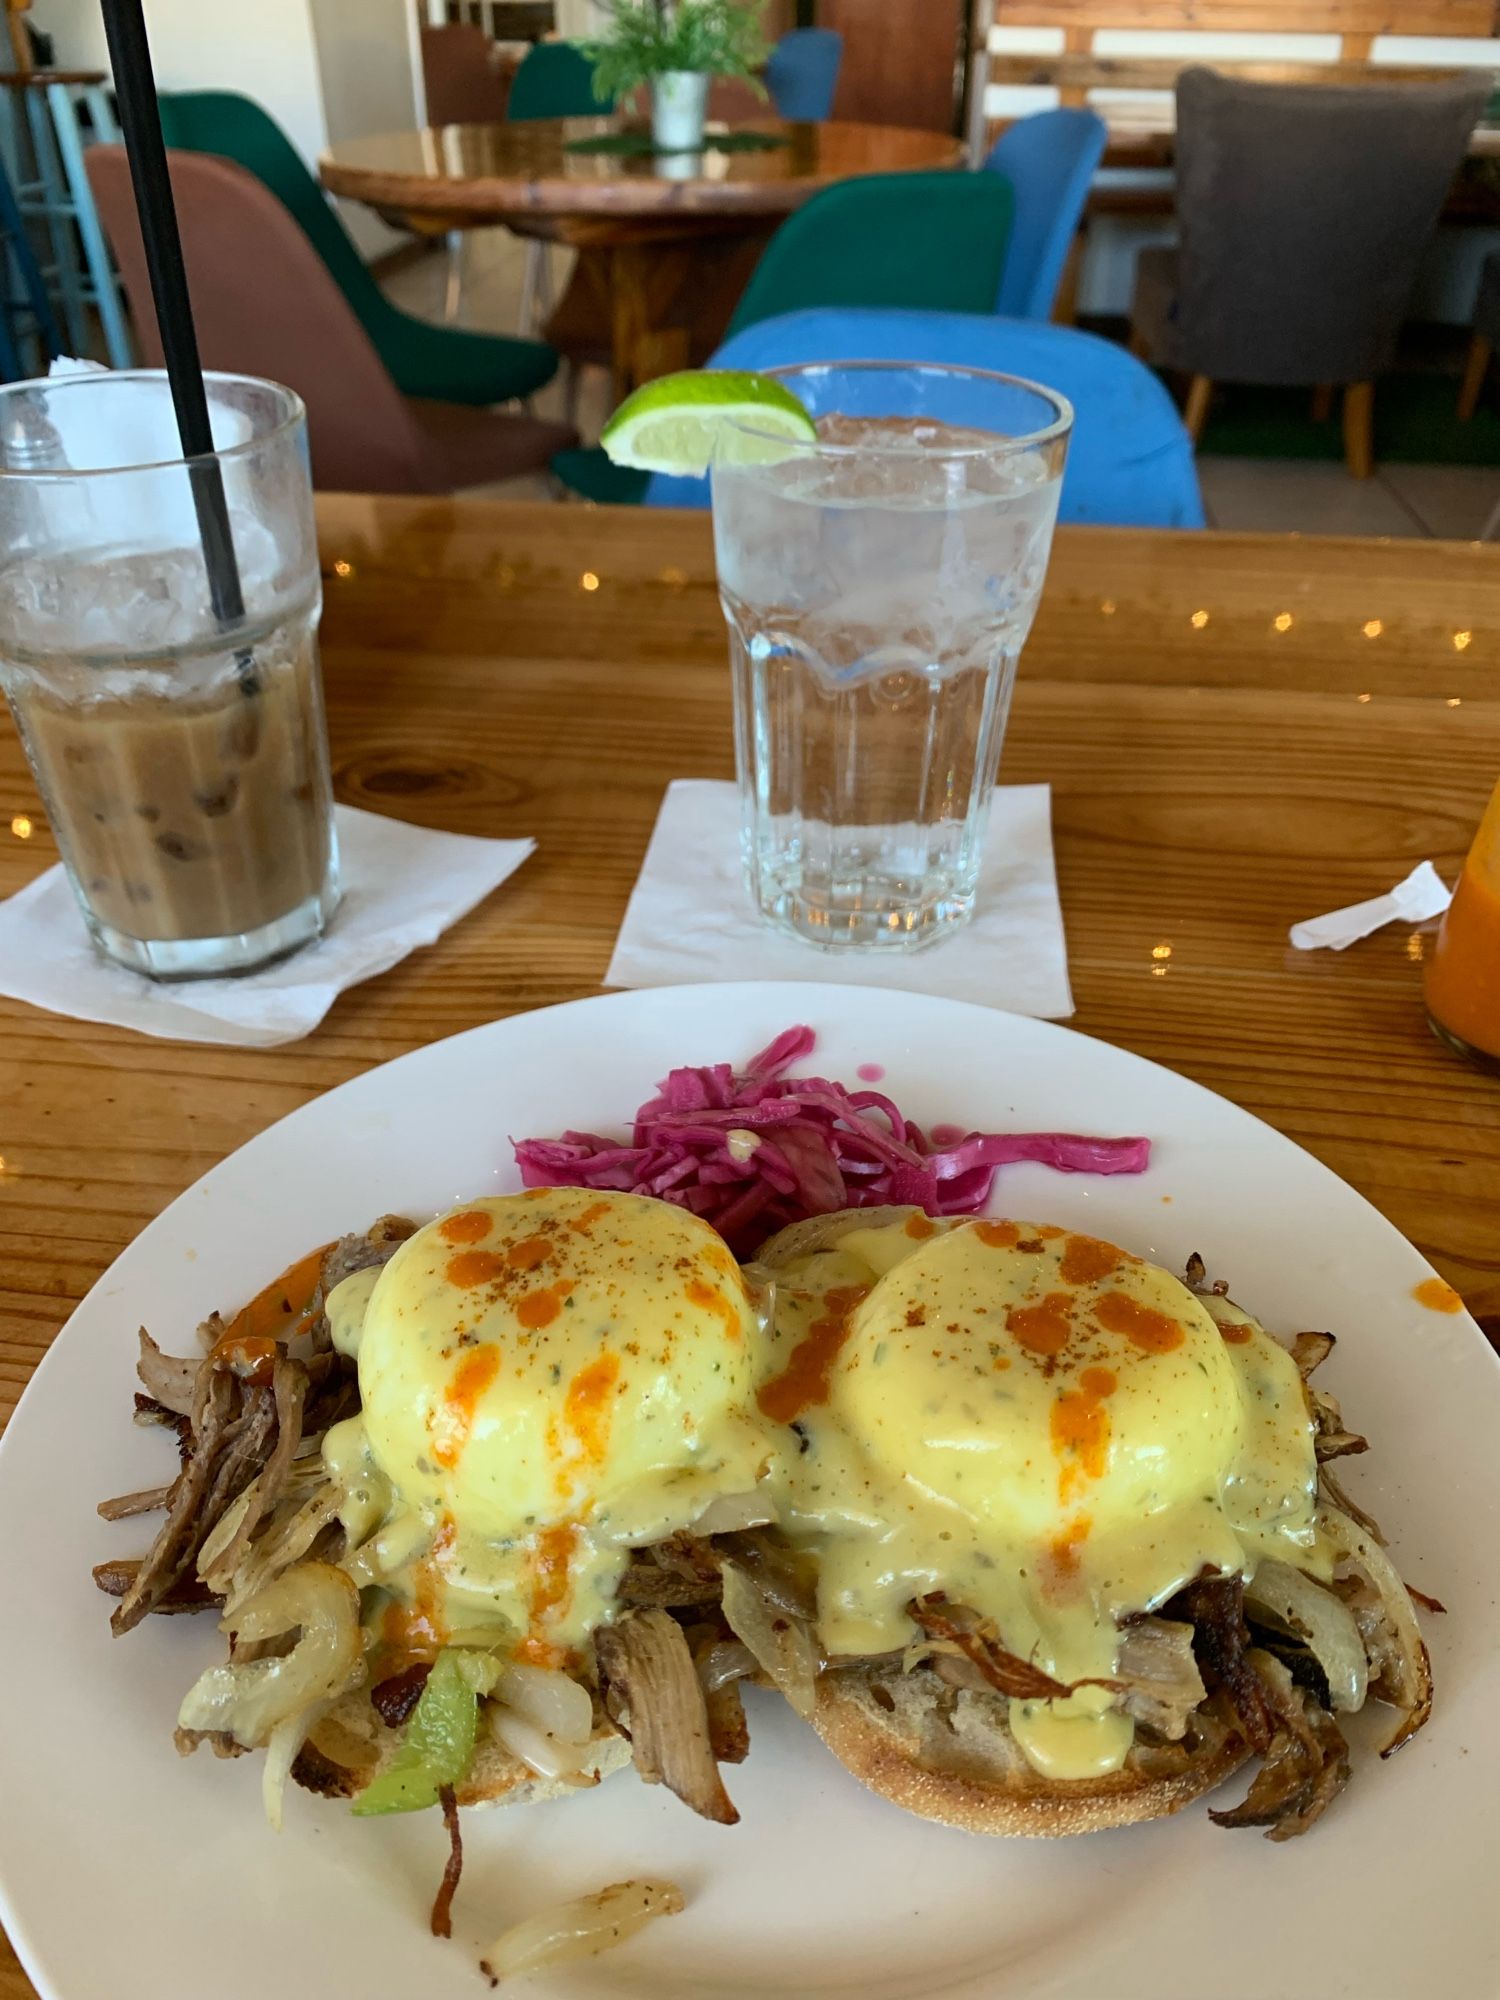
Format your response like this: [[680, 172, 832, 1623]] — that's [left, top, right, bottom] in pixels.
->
[[320, 118, 967, 392]]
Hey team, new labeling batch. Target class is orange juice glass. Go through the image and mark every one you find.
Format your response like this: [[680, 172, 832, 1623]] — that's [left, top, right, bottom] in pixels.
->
[[1425, 778, 1500, 1071]]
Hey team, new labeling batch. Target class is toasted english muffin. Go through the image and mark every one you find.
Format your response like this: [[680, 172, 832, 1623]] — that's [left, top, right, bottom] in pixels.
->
[[812, 1663, 1250, 1837]]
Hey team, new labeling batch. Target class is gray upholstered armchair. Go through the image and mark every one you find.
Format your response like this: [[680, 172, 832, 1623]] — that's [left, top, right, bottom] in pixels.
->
[[1130, 67, 1488, 477]]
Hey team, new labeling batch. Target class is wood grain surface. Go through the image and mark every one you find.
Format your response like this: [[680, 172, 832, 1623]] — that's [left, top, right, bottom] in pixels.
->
[[2, 499, 1498, 1993], [318, 117, 965, 226]]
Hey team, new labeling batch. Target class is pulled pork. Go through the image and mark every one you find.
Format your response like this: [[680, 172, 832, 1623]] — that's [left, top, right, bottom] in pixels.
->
[[595, 1609, 740, 1824], [96, 1220, 415, 1635], [1208, 1650, 1351, 1841], [1169, 1573, 1352, 1837]]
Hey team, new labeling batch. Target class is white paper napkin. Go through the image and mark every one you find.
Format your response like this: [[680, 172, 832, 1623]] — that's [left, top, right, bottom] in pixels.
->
[[0, 804, 533, 1047], [1288, 861, 1452, 952], [606, 779, 1074, 1016]]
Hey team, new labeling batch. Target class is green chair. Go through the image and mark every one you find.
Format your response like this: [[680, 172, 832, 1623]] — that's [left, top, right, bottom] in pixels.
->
[[554, 169, 1015, 503], [506, 41, 602, 120], [726, 171, 1013, 338], [155, 90, 557, 405], [505, 44, 606, 338]]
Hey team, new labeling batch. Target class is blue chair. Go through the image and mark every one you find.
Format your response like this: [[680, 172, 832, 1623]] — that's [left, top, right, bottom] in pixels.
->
[[765, 28, 844, 121], [983, 109, 1107, 322], [641, 307, 1205, 529]]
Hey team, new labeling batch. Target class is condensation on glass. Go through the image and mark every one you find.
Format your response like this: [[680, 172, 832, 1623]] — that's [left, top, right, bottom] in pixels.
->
[[0, 371, 339, 978], [711, 362, 1070, 951]]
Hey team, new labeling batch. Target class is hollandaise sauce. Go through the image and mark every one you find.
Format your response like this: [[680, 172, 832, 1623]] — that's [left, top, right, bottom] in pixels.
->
[[758, 1216, 1321, 1781], [322, 1188, 770, 1670]]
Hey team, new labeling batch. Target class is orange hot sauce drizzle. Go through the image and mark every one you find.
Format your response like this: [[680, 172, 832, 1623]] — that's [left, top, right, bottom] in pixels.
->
[[1004, 1292, 1075, 1358], [1050, 1365, 1117, 1501], [1045, 1513, 1094, 1590], [684, 1276, 743, 1341], [974, 1219, 1020, 1249], [1058, 1235, 1126, 1286], [445, 1248, 506, 1288], [505, 1235, 552, 1272], [1412, 1276, 1464, 1314], [1093, 1290, 1184, 1353], [758, 1285, 871, 1423], [431, 1344, 501, 1469], [439, 1209, 493, 1246], [563, 1352, 621, 1464], [215, 1242, 333, 1364], [516, 1282, 572, 1329], [383, 1517, 457, 1667], [518, 1522, 580, 1667]]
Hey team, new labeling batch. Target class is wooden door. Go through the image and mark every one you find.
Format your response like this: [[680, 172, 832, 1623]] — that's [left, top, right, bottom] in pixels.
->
[[819, 0, 966, 132]]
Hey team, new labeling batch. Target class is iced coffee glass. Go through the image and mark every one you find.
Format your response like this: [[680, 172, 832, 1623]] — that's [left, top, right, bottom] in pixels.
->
[[0, 371, 339, 977]]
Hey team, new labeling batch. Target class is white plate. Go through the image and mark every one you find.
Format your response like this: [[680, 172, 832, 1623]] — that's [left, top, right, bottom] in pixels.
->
[[1, 984, 1496, 2000]]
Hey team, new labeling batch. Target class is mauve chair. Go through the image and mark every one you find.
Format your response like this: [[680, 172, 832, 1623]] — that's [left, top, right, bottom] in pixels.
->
[[420, 22, 509, 126], [1130, 67, 1488, 477], [87, 147, 575, 494]]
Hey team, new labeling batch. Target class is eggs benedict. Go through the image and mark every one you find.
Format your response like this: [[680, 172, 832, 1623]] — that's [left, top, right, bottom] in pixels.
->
[[325, 1186, 768, 1670], [750, 1207, 1433, 1837]]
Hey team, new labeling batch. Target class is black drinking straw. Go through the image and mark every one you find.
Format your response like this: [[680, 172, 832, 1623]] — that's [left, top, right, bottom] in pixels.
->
[[99, 0, 248, 638]]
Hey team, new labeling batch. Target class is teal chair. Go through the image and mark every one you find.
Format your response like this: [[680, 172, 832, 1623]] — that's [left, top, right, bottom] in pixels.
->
[[554, 170, 1014, 500], [505, 44, 606, 336], [726, 171, 1013, 338], [506, 41, 602, 119], [155, 91, 558, 404]]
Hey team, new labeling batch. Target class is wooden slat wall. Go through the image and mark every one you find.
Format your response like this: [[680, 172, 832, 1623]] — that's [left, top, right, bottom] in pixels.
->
[[994, 0, 1499, 35], [987, 53, 1472, 89]]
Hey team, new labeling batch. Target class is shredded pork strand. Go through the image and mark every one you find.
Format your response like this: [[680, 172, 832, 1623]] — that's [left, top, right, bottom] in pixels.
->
[[1114, 1617, 1207, 1740], [1209, 1650, 1351, 1840], [594, 1609, 739, 1824], [910, 1598, 1110, 1704], [97, 1483, 177, 1522]]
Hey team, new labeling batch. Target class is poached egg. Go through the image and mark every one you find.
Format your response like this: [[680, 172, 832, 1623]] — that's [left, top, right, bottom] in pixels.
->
[[323, 1188, 768, 1664], [757, 1212, 1321, 1779]]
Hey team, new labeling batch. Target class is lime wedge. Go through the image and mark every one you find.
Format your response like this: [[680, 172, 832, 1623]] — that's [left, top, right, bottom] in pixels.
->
[[600, 370, 816, 476]]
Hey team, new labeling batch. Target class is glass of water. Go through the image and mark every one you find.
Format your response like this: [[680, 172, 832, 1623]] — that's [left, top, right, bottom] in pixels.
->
[[0, 371, 339, 979], [711, 361, 1071, 950]]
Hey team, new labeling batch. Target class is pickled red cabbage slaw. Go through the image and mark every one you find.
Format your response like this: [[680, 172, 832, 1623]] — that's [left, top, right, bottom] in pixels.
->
[[512, 1026, 1150, 1255]]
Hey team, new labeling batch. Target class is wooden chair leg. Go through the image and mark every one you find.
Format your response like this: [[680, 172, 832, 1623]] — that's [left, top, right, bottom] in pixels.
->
[[1310, 383, 1334, 423], [1127, 325, 1152, 362], [1457, 333, 1493, 422], [1183, 375, 1213, 444], [1342, 381, 1374, 479]]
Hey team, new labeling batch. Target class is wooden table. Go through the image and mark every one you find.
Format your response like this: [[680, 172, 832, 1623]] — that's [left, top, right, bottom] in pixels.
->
[[320, 118, 966, 390], [2, 499, 1499, 1991]]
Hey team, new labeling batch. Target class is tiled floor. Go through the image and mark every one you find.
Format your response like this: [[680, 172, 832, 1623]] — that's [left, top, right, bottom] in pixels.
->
[[382, 234, 1500, 536]]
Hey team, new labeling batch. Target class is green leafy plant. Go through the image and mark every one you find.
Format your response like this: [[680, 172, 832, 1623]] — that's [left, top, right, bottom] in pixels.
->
[[585, 0, 769, 103]]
